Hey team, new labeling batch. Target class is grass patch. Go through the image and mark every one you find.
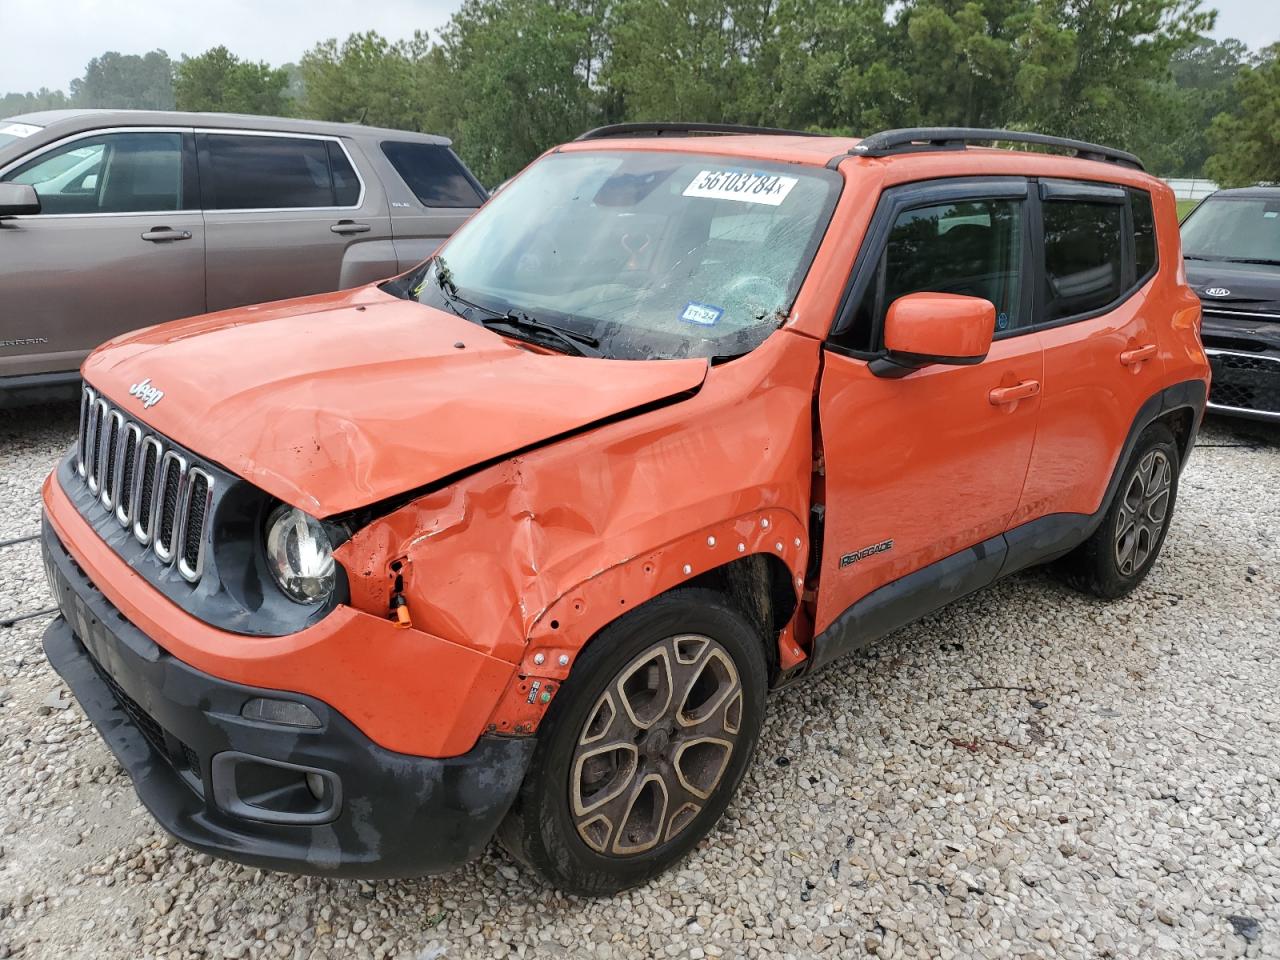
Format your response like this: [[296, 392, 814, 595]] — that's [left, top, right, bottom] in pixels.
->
[[1177, 199, 1201, 219]]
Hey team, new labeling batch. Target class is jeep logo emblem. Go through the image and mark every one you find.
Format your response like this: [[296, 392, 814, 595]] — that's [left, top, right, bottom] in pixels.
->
[[1204, 287, 1231, 297], [128, 378, 164, 408]]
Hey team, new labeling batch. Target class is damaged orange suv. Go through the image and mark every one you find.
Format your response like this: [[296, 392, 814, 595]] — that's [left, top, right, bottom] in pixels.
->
[[42, 124, 1208, 895]]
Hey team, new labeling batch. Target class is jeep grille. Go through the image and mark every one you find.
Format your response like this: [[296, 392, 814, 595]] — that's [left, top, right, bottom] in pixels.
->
[[76, 385, 215, 583]]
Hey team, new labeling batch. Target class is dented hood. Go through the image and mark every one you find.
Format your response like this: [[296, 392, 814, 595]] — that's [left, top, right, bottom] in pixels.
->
[[83, 286, 708, 516]]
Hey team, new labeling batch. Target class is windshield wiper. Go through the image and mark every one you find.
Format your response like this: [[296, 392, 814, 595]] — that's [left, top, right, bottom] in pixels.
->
[[477, 312, 602, 358], [1221, 257, 1280, 266], [427, 259, 601, 357]]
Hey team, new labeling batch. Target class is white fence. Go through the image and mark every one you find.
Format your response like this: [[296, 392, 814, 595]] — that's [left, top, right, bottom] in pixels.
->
[[1165, 178, 1219, 201]]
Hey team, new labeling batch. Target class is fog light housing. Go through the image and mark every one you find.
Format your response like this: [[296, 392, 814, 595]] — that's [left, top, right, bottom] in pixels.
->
[[241, 697, 321, 728]]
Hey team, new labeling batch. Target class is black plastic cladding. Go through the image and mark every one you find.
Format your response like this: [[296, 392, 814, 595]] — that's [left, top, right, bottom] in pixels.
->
[[56, 449, 347, 637]]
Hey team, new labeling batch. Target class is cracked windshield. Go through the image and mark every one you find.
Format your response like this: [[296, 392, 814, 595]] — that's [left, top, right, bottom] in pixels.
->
[[398, 150, 842, 360]]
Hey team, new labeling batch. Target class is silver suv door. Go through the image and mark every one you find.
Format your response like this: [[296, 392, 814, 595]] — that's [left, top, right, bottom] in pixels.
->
[[0, 128, 204, 379], [195, 130, 395, 311]]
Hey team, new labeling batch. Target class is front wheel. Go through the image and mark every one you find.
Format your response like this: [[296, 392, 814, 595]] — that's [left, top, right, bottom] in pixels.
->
[[497, 587, 768, 895], [1058, 421, 1180, 598]]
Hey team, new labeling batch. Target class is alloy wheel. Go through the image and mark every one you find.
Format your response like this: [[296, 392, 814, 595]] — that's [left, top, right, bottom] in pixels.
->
[[569, 634, 743, 857], [1114, 449, 1172, 577]]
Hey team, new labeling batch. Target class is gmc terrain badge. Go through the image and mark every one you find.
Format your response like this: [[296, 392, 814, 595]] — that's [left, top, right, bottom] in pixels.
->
[[128, 378, 164, 408], [1204, 287, 1231, 297]]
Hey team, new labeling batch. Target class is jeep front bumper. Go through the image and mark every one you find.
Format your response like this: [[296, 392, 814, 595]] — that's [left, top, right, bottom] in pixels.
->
[[42, 520, 533, 879]]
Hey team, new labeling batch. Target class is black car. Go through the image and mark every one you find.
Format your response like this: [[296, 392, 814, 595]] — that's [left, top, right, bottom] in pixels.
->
[[1180, 187, 1280, 422]]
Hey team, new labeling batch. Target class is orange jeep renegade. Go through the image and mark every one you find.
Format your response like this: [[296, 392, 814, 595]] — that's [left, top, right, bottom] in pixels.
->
[[42, 124, 1209, 895]]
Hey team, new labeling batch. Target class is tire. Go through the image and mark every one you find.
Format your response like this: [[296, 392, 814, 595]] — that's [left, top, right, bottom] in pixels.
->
[[497, 587, 768, 896], [1057, 421, 1180, 599]]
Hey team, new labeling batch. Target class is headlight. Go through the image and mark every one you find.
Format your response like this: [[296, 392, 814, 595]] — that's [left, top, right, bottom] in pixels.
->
[[265, 505, 335, 603]]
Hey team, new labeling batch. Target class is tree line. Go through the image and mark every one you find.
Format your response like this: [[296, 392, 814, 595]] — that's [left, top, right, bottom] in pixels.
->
[[3, 0, 1277, 188]]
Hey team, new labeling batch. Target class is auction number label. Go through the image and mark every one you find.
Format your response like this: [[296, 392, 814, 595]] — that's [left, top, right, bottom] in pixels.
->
[[683, 169, 798, 206]]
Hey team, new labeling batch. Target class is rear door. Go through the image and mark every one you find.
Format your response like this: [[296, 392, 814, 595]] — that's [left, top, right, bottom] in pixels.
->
[[374, 140, 486, 270], [196, 131, 395, 312], [1011, 181, 1166, 525], [0, 128, 204, 378], [814, 178, 1043, 639]]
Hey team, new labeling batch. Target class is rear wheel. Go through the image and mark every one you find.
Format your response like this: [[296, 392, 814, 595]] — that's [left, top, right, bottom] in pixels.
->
[[1058, 421, 1180, 598], [497, 587, 768, 895]]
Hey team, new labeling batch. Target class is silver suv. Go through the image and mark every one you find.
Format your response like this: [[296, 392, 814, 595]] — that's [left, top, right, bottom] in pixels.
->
[[0, 110, 486, 401]]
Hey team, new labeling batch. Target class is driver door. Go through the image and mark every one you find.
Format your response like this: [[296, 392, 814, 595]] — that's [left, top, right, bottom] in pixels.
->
[[813, 178, 1043, 649], [0, 128, 205, 379]]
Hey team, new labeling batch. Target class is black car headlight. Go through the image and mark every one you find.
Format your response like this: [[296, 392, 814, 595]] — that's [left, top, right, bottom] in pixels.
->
[[265, 504, 336, 603]]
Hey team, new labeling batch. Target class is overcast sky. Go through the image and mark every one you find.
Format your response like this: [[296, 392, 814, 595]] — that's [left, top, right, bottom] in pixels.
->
[[0, 0, 1277, 94]]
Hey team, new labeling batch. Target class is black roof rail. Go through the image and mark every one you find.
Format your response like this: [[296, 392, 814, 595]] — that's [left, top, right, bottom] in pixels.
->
[[576, 122, 823, 141], [849, 127, 1145, 171]]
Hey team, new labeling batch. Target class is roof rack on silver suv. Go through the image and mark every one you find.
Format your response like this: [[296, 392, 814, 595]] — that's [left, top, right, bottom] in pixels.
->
[[849, 127, 1144, 170]]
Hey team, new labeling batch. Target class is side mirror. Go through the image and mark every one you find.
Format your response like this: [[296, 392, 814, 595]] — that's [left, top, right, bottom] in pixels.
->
[[870, 292, 995, 379], [0, 182, 40, 218]]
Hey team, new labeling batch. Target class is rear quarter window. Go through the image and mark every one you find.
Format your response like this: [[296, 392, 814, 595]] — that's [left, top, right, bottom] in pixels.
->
[[381, 141, 485, 208], [1131, 188, 1157, 281]]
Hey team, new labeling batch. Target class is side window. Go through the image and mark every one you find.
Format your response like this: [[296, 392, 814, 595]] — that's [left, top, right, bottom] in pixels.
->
[[200, 134, 350, 210], [850, 198, 1024, 348], [1042, 199, 1124, 321], [380, 141, 485, 207], [2, 132, 184, 215], [327, 141, 361, 206], [1131, 188, 1157, 281]]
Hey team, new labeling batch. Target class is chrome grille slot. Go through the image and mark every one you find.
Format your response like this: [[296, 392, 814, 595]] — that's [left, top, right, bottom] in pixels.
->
[[115, 424, 142, 527], [178, 469, 213, 582], [73, 385, 215, 586], [100, 411, 123, 510], [77, 388, 95, 477], [133, 437, 163, 544], [86, 398, 108, 494], [153, 451, 188, 563]]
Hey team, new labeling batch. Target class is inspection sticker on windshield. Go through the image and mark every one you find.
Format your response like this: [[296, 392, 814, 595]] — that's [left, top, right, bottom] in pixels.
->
[[0, 122, 40, 139], [683, 169, 798, 206], [680, 302, 724, 326]]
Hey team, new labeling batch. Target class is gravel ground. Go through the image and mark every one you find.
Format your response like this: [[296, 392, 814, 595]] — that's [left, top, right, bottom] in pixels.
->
[[0, 402, 1276, 960]]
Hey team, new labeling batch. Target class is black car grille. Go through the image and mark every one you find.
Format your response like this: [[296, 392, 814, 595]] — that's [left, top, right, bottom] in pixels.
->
[[1207, 349, 1280, 415], [76, 386, 215, 583]]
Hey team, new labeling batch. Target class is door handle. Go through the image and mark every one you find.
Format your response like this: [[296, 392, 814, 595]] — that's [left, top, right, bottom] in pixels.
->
[[330, 220, 371, 235], [1120, 343, 1157, 366], [989, 380, 1040, 405], [141, 227, 192, 242]]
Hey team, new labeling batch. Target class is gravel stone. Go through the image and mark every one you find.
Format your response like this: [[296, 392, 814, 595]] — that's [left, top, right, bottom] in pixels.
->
[[1, 404, 1278, 960]]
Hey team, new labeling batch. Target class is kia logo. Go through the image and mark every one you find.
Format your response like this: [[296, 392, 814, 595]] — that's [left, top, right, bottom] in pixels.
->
[[1204, 287, 1231, 297], [128, 377, 164, 408]]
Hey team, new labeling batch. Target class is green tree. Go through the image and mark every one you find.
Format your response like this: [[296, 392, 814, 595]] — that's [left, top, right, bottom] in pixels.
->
[[174, 46, 293, 115], [0, 88, 72, 116], [1204, 44, 1280, 187], [1129, 36, 1249, 176], [605, 0, 779, 124], [70, 50, 174, 109], [437, 0, 605, 184], [298, 31, 438, 129]]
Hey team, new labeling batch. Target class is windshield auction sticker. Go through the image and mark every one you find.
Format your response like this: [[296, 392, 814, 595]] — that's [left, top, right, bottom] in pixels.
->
[[0, 122, 41, 138], [683, 170, 798, 206]]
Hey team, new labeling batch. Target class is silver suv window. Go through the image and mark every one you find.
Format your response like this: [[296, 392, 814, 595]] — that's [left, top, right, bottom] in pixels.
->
[[2, 131, 185, 214], [198, 133, 362, 211]]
